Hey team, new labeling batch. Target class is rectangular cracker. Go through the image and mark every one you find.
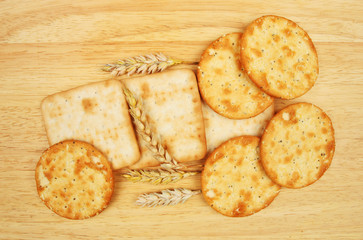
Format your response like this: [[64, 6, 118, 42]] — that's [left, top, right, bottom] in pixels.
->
[[41, 80, 140, 170], [203, 101, 274, 153], [124, 69, 207, 169]]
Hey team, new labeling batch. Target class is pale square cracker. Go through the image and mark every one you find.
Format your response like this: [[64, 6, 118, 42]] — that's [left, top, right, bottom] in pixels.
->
[[41, 80, 140, 170], [124, 69, 207, 169], [203, 101, 274, 153]]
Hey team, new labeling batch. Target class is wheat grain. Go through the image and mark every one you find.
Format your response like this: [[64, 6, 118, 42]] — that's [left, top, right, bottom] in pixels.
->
[[123, 169, 198, 185], [123, 87, 182, 170], [102, 53, 183, 76], [136, 188, 201, 207]]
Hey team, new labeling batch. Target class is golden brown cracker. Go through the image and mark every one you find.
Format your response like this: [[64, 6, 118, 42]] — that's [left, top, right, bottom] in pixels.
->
[[35, 140, 114, 219], [197, 33, 273, 119], [241, 15, 319, 99], [202, 136, 280, 217], [260, 102, 335, 188]]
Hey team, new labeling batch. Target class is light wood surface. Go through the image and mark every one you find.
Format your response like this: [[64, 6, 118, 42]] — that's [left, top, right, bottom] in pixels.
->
[[1, 1, 362, 239]]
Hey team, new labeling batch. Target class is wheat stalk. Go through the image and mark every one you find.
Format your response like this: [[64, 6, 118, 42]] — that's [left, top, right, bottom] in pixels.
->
[[123, 87, 182, 170], [102, 53, 183, 76], [136, 188, 201, 207], [123, 169, 198, 185]]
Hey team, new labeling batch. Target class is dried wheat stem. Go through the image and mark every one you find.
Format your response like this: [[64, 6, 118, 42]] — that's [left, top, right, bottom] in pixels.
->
[[123, 87, 182, 170], [123, 169, 198, 185], [102, 53, 183, 76], [136, 188, 201, 207]]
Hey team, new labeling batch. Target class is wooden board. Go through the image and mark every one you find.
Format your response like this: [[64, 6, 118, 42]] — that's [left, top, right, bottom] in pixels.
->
[[1, 1, 362, 239]]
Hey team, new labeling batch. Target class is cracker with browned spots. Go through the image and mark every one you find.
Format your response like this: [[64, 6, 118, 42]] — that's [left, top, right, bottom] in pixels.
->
[[124, 69, 207, 169], [240, 15, 319, 99], [260, 103, 335, 188], [35, 140, 114, 220], [41, 80, 140, 170], [202, 102, 274, 153], [197, 33, 273, 119], [201, 136, 280, 217]]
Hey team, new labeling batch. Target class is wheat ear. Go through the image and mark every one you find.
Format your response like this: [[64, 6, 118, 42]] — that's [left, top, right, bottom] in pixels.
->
[[123, 169, 198, 185], [123, 87, 182, 170], [103, 53, 183, 76], [136, 188, 201, 207]]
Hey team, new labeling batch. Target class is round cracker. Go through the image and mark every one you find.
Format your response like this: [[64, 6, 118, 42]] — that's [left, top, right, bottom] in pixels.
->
[[197, 33, 273, 119], [240, 15, 319, 99], [201, 136, 280, 217], [35, 140, 114, 219], [260, 103, 335, 188]]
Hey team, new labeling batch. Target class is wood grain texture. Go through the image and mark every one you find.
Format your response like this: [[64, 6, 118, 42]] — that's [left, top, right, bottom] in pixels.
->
[[0, 0, 362, 239]]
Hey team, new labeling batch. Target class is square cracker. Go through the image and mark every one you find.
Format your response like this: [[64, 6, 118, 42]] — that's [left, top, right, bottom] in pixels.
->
[[41, 80, 140, 170], [124, 69, 207, 169], [202, 101, 274, 153]]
